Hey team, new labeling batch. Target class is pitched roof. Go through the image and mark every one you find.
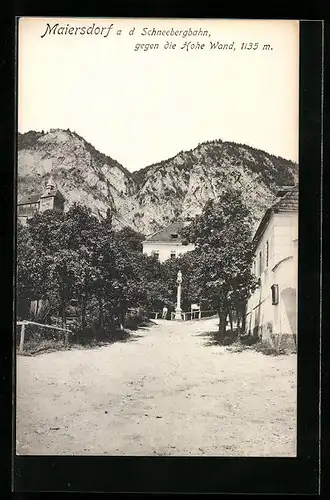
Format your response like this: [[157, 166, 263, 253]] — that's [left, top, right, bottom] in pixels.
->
[[40, 188, 65, 200], [144, 221, 186, 242], [18, 186, 66, 205], [17, 194, 41, 205], [253, 184, 298, 246], [272, 184, 299, 212]]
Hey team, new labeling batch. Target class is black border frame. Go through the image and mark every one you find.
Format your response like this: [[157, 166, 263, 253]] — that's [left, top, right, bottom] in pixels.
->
[[3, 13, 323, 495]]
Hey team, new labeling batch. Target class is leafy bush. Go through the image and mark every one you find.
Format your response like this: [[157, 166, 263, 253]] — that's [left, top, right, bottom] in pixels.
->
[[124, 309, 150, 331]]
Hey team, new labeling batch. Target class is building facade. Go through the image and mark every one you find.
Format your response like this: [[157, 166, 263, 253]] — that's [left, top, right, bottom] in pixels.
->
[[245, 185, 298, 348], [17, 177, 65, 223], [142, 221, 195, 263]]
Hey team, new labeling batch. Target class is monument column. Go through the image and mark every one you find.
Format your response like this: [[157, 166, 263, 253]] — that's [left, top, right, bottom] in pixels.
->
[[174, 270, 183, 320]]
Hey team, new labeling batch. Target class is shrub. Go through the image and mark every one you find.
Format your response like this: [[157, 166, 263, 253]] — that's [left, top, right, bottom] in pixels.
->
[[16, 323, 70, 354], [124, 309, 149, 331]]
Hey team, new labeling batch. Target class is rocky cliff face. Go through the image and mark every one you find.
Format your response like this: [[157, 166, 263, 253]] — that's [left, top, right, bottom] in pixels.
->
[[17, 129, 138, 229], [17, 130, 298, 235]]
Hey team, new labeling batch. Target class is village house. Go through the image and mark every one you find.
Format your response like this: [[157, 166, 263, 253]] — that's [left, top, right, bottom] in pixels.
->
[[142, 220, 195, 263], [17, 176, 65, 223], [245, 184, 298, 348]]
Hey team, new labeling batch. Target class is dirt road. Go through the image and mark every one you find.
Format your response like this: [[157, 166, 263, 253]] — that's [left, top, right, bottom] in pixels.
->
[[16, 318, 296, 456]]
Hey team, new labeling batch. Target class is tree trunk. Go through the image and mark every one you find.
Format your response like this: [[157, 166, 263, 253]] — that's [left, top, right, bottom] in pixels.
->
[[241, 305, 246, 333], [239, 311, 243, 329], [81, 285, 88, 331], [218, 309, 226, 335], [228, 310, 233, 331], [60, 293, 66, 330], [81, 302, 86, 331], [234, 310, 241, 339], [91, 322, 98, 342], [97, 297, 104, 340], [119, 310, 125, 331], [235, 310, 240, 329], [98, 297, 103, 330]]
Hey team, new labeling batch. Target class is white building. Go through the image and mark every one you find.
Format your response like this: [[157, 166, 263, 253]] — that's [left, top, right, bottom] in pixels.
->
[[245, 185, 298, 348], [142, 221, 195, 263]]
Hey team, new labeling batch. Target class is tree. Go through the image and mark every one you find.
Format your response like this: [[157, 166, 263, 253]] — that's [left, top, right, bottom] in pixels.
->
[[16, 220, 47, 319], [129, 252, 168, 312], [114, 226, 145, 252], [63, 204, 104, 330], [27, 209, 77, 328], [181, 188, 258, 335], [18, 202, 213, 340]]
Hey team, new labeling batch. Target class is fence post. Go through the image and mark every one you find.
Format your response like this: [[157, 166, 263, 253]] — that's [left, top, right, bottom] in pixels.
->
[[64, 330, 69, 345], [19, 323, 26, 352]]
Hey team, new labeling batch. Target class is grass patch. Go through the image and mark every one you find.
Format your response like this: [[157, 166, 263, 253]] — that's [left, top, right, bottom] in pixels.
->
[[251, 341, 296, 356], [199, 328, 296, 356], [17, 322, 151, 356], [18, 338, 68, 355], [226, 339, 296, 356]]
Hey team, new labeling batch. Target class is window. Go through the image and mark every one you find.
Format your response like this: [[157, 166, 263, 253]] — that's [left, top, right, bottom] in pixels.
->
[[170, 251, 176, 259], [170, 233, 178, 239], [265, 241, 269, 268]]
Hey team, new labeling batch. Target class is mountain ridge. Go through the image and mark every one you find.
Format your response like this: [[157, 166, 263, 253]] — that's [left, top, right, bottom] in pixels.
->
[[132, 138, 297, 188], [17, 129, 298, 235]]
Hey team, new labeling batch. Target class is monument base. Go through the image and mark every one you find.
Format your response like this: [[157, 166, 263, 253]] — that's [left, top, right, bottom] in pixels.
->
[[174, 308, 183, 321]]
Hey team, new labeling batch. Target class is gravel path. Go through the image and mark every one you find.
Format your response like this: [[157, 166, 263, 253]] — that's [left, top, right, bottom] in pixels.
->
[[16, 318, 296, 456]]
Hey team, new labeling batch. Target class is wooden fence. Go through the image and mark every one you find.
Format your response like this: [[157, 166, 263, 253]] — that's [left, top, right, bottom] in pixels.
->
[[149, 310, 216, 321], [16, 320, 73, 352], [170, 310, 218, 321]]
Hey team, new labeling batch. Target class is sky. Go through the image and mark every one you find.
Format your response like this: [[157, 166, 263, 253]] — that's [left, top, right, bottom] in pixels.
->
[[18, 18, 299, 172]]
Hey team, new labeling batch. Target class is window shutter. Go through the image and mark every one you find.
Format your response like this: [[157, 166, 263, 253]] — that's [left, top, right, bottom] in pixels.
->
[[271, 284, 279, 305]]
